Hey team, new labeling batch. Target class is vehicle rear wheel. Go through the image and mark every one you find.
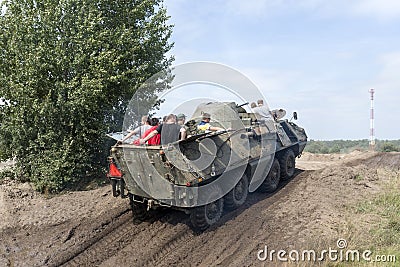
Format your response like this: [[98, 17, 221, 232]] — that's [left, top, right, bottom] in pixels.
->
[[224, 174, 249, 210], [129, 194, 148, 221], [190, 198, 224, 231], [190, 185, 224, 231], [279, 149, 295, 180], [258, 158, 281, 193]]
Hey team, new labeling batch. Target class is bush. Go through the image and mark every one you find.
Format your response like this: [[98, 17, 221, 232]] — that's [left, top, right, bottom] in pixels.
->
[[381, 142, 399, 152], [0, 0, 173, 192]]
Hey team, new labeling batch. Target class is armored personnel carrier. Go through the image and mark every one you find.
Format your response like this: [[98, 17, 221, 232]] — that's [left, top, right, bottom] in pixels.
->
[[108, 102, 307, 230]]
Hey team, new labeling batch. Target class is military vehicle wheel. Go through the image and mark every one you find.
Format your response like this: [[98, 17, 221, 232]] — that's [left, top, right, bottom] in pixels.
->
[[279, 149, 295, 180], [224, 174, 249, 210], [190, 198, 224, 231], [129, 195, 148, 221], [258, 158, 281, 193]]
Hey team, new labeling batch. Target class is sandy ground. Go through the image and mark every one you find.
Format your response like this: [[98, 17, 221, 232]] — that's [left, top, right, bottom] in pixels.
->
[[0, 151, 399, 266]]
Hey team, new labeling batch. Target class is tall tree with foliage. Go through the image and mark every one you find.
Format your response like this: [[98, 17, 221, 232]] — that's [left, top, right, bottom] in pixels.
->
[[0, 0, 173, 192]]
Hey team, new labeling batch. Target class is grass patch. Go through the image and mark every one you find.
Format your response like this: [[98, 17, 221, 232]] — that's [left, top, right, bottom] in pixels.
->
[[320, 172, 400, 267], [352, 183, 400, 266], [354, 174, 364, 182], [368, 192, 400, 247]]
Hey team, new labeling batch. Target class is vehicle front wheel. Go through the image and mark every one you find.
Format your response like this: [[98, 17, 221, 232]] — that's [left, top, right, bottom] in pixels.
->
[[279, 149, 295, 180]]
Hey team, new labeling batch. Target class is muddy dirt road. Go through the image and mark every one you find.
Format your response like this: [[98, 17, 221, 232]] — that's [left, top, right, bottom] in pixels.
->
[[0, 152, 399, 266]]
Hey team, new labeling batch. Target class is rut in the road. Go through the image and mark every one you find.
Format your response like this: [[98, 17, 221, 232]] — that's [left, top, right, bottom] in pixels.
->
[[56, 206, 192, 267], [48, 208, 132, 267]]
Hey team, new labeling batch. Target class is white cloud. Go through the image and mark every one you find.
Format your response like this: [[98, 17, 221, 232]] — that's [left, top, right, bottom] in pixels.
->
[[378, 52, 400, 82], [225, 0, 282, 17], [223, 0, 400, 20], [352, 0, 400, 19], [223, 0, 329, 17]]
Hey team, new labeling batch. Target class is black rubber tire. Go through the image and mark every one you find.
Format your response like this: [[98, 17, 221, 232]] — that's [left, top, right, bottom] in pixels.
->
[[129, 195, 148, 221], [279, 149, 296, 180], [258, 158, 281, 193], [224, 174, 249, 210], [190, 186, 224, 231]]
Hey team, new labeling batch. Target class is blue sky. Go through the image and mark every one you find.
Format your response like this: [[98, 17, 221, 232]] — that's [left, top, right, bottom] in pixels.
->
[[162, 0, 400, 140]]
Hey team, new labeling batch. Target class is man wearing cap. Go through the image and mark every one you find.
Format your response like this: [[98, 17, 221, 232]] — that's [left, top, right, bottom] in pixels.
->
[[177, 113, 186, 126], [176, 113, 188, 139], [197, 113, 224, 133]]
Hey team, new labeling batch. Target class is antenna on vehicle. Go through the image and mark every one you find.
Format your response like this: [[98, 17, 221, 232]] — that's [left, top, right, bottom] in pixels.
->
[[290, 111, 297, 122], [369, 88, 375, 151]]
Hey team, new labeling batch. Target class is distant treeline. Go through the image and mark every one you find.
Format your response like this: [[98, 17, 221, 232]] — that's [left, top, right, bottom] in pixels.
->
[[304, 139, 400, 154]]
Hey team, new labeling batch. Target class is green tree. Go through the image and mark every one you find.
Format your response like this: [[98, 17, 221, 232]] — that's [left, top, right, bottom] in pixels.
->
[[0, 0, 173, 192], [381, 142, 399, 152], [329, 144, 341, 154]]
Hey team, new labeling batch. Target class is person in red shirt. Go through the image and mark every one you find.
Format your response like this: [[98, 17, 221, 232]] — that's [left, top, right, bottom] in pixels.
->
[[133, 117, 160, 145], [139, 114, 186, 145]]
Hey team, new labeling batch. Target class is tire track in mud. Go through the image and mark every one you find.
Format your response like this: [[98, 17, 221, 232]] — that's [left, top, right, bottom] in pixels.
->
[[142, 229, 194, 267], [99, 210, 194, 267], [62, 216, 137, 267], [49, 207, 132, 267], [138, 217, 195, 267], [57, 208, 172, 267]]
